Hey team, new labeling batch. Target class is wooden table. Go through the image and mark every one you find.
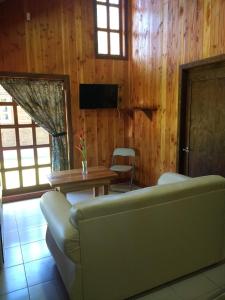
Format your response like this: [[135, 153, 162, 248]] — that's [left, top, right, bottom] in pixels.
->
[[47, 166, 118, 196]]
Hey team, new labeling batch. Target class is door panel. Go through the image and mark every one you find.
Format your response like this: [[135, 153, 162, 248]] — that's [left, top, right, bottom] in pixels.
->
[[180, 63, 225, 177]]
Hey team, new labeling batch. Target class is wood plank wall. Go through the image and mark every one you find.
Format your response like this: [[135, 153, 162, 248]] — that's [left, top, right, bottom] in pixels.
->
[[1, 0, 225, 186], [0, 0, 131, 172], [130, 0, 225, 185]]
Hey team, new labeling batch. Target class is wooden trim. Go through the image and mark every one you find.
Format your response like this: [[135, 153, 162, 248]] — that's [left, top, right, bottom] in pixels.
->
[[63, 76, 73, 169], [123, 0, 128, 59], [95, 53, 128, 60], [2, 184, 50, 197], [2, 188, 52, 203], [178, 66, 188, 174], [93, 0, 99, 55], [0, 72, 70, 81], [180, 54, 225, 71], [107, 3, 110, 54]]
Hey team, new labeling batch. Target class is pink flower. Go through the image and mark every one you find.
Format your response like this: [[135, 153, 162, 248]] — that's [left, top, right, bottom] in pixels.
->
[[76, 129, 87, 161]]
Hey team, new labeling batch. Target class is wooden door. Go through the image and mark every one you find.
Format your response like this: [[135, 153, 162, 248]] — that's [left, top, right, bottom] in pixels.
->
[[179, 60, 225, 177]]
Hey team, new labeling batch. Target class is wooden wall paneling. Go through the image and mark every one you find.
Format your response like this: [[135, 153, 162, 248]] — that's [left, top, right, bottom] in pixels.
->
[[159, 0, 168, 176], [167, 0, 180, 172], [95, 110, 122, 168], [113, 111, 125, 151], [133, 112, 140, 183], [96, 110, 106, 166], [0, 0, 130, 181], [219, 1, 225, 55], [131, 1, 151, 184], [186, 0, 204, 62], [0, 1, 27, 71], [210, 0, 221, 56], [130, 0, 225, 185], [85, 110, 98, 167], [107, 110, 115, 164], [28, 1, 46, 72], [149, 0, 163, 184], [6, 0, 225, 186], [45, 0, 64, 73], [202, 0, 211, 58]]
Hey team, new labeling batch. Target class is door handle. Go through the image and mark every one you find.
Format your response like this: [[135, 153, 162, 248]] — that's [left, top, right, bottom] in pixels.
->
[[182, 147, 189, 153]]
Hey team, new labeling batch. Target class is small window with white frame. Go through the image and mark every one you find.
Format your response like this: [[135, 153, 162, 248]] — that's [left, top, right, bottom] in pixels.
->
[[94, 0, 128, 59]]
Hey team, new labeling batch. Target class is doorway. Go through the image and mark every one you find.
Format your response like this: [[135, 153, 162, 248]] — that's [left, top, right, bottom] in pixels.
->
[[179, 55, 225, 177], [0, 72, 72, 201], [0, 85, 51, 195]]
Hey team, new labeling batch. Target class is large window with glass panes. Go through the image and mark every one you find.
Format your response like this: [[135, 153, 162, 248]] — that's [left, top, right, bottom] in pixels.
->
[[0, 85, 51, 196], [94, 0, 128, 58]]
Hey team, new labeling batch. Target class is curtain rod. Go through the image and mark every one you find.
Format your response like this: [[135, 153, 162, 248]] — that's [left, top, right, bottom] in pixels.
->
[[0, 73, 69, 81]]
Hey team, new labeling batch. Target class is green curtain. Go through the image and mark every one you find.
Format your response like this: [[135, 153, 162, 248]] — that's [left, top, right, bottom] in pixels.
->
[[1, 79, 69, 171]]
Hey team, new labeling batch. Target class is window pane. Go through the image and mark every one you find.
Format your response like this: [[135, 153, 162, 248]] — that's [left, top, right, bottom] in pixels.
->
[[110, 32, 120, 55], [21, 149, 34, 166], [17, 106, 32, 124], [97, 31, 108, 54], [3, 150, 18, 168], [0, 85, 12, 102], [0, 106, 14, 125], [109, 0, 119, 4], [37, 147, 51, 165], [97, 4, 107, 28], [19, 128, 33, 146], [5, 171, 20, 189], [109, 7, 119, 30], [36, 127, 49, 145], [97, 0, 107, 2], [38, 167, 51, 184], [1, 129, 16, 147], [22, 169, 36, 187]]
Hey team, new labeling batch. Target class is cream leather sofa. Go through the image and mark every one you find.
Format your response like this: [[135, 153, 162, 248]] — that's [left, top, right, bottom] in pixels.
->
[[40, 173, 225, 300]]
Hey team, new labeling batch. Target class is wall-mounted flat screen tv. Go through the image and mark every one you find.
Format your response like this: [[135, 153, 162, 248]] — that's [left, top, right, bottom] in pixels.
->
[[79, 83, 118, 109]]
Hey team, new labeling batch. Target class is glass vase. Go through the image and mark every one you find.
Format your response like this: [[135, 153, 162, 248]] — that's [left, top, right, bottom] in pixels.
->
[[82, 160, 88, 175]]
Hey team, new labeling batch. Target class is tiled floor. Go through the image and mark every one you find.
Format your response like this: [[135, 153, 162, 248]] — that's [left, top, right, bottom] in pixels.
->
[[1, 185, 225, 300], [1, 198, 69, 300]]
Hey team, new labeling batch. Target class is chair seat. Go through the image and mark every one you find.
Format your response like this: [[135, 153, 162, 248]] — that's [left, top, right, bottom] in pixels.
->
[[110, 147, 135, 188], [110, 165, 133, 172]]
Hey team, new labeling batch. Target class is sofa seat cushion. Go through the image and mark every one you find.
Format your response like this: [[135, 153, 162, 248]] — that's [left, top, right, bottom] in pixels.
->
[[41, 191, 81, 262]]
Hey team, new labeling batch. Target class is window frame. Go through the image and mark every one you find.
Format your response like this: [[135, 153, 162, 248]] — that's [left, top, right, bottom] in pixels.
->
[[94, 0, 128, 59]]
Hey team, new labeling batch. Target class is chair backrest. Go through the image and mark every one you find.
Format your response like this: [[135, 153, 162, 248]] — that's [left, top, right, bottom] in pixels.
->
[[112, 147, 135, 157]]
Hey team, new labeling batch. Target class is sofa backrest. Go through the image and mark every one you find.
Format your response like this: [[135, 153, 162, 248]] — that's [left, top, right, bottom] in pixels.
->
[[69, 175, 225, 300], [70, 175, 224, 225]]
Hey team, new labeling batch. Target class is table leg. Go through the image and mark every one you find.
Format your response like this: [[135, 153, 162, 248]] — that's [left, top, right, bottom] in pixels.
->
[[93, 186, 100, 197], [103, 184, 109, 195]]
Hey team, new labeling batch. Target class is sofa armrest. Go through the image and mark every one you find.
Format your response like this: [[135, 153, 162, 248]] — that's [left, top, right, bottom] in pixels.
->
[[40, 191, 81, 262], [157, 172, 191, 185]]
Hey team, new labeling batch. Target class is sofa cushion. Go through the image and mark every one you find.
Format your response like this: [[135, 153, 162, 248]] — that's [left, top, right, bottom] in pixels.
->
[[70, 175, 225, 228], [157, 172, 191, 185], [41, 191, 81, 262]]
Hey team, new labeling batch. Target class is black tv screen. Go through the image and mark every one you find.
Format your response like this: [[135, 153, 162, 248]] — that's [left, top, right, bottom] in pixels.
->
[[79, 84, 118, 109]]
